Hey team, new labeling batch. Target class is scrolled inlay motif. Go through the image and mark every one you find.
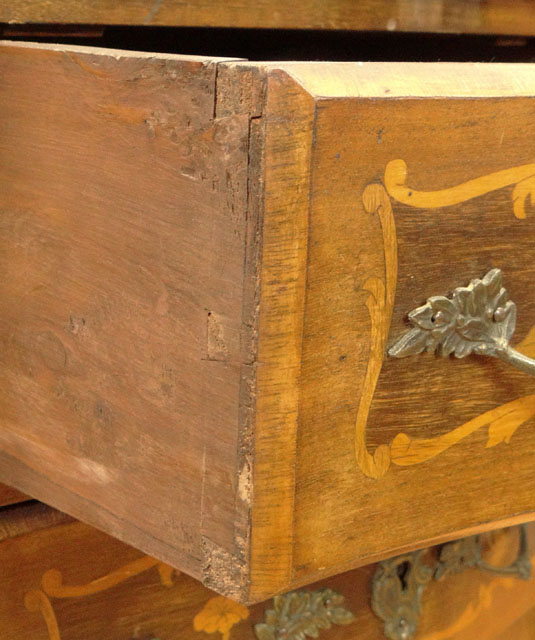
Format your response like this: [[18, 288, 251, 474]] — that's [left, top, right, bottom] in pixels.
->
[[355, 183, 398, 479], [384, 159, 535, 218], [24, 556, 176, 640], [355, 160, 535, 478]]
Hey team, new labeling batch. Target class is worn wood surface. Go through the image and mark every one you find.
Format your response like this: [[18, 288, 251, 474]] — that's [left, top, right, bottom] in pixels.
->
[[2, 0, 535, 36], [247, 68, 314, 602], [495, 607, 535, 640], [0, 501, 72, 541], [0, 481, 28, 507], [2, 507, 534, 640], [0, 41, 257, 596], [270, 62, 535, 99]]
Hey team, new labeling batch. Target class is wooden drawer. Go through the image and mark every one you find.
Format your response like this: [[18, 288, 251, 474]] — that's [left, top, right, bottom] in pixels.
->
[[1, 41, 535, 603], [2, 502, 534, 640], [1, 0, 535, 35]]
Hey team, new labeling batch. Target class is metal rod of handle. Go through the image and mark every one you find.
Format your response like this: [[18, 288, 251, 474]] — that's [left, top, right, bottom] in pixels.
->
[[495, 347, 535, 377]]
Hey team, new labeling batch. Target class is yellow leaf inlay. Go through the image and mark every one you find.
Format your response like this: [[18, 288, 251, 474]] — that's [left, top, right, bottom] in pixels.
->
[[194, 596, 250, 640]]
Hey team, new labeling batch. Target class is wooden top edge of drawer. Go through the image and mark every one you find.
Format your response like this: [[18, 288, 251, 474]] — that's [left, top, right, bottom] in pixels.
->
[[268, 61, 535, 98], [3, 40, 535, 98], [0, 38, 244, 63], [1, 0, 535, 37]]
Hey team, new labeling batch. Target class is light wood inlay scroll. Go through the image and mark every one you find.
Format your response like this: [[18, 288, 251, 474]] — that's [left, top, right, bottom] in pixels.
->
[[41, 556, 169, 598], [391, 395, 535, 467], [385, 159, 535, 218], [24, 590, 61, 640], [25, 556, 176, 640], [355, 184, 398, 479]]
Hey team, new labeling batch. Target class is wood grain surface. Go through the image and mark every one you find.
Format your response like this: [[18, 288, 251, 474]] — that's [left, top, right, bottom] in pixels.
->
[[0, 481, 28, 507], [0, 41, 256, 597], [3, 44, 535, 603], [247, 68, 314, 602], [1, 502, 534, 640], [494, 607, 535, 640], [2, 0, 535, 36], [266, 65, 535, 592], [0, 501, 72, 541], [248, 62, 535, 598]]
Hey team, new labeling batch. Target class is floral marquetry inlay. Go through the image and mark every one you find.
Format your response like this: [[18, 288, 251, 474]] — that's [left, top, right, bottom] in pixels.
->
[[193, 595, 250, 640]]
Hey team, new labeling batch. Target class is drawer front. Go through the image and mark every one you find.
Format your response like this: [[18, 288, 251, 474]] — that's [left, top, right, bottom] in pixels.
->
[[2, 504, 534, 640], [249, 63, 535, 599]]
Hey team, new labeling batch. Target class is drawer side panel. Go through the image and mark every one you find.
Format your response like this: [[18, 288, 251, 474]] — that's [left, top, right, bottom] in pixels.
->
[[0, 42, 250, 587]]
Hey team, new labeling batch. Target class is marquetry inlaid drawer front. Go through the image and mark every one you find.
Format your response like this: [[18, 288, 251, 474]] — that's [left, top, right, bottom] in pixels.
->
[[2, 39, 535, 603], [2, 504, 535, 640]]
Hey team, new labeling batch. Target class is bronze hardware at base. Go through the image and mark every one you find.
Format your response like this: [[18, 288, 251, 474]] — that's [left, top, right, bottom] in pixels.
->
[[254, 588, 355, 640], [371, 525, 532, 640]]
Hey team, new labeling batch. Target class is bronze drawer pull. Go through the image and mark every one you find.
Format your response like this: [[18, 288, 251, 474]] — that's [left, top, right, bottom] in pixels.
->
[[389, 268, 535, 376]]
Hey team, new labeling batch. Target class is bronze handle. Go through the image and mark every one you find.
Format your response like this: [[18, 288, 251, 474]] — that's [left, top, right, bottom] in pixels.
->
[[388, 268, 535, 376]]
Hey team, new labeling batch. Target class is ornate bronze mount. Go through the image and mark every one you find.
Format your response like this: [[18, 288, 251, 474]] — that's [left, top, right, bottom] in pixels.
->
[[389, 268, 535, 376], [254, 588, 355, 640], [371, 525, 532, 640]]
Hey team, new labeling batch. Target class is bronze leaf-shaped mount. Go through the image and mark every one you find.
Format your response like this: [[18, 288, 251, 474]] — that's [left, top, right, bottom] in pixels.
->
[[389, 268, 535, 376], [254, 588, 355, 640]]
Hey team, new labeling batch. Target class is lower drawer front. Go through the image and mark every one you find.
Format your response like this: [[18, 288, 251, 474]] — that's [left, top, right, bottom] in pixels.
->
[[2, 503, 534, 640]]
